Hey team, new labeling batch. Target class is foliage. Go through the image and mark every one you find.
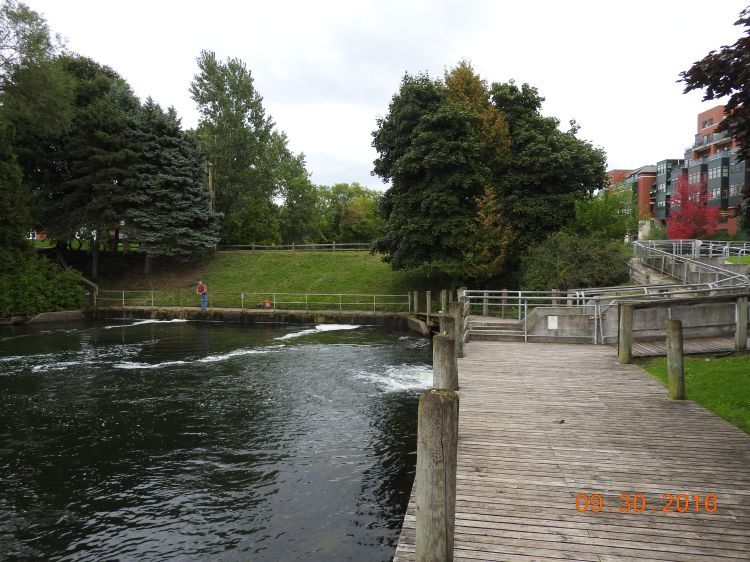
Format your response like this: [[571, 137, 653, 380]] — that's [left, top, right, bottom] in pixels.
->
[[465, 186, 516, 282], [126, 99, 221, 271], [566, 187, 639, 241], [643, 220, 668, 240], [0, 0, 60, 80], [372, 67, 500, 276], [491, 81, 607, 252], [666, 175, 719, 239], [680, 7, 750, 166], [317, 182, 382, 243], [0, 254, 84, 317], [0, 136, 31, 271], [372, 65, 606, 280], [191, 50, 290, 244], [641, 354, 750, 434], [521, 231, 630, 291]]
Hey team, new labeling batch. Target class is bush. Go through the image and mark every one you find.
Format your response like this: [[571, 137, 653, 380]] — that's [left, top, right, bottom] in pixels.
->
[[521, 231, 631, 291], [0, 255, 86, 317]]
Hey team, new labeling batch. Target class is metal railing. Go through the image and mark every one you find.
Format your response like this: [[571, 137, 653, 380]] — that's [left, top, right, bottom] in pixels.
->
[[95, 290, 410, 313], [462, 240, 750, 344], [633, 241, 750, 287]]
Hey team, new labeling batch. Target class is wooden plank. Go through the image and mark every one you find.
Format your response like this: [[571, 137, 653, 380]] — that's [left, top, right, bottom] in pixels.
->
[[394, 341, 750, 561]]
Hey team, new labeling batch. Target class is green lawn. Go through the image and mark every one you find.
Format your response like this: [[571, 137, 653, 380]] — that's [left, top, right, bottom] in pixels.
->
[[726, 256, 750, 264], [639, 354, 750, 434], [102, 250, 450, 296]]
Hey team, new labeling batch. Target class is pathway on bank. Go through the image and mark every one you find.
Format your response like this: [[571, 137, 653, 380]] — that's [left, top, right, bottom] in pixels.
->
[[394, 342, 750, 561]]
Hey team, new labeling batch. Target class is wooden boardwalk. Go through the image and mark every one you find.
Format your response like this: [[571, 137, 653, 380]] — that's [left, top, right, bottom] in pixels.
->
[[393, 341, 750, 561]]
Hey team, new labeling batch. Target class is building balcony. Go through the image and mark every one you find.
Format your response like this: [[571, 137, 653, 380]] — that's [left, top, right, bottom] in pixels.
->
[[692, 130, 730, 150]]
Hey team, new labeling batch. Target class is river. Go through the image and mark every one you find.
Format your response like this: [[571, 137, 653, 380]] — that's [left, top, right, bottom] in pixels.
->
[[0, 319, 431, 561]]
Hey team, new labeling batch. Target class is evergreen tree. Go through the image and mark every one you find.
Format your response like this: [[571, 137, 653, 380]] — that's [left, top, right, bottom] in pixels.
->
[[126, 100, 220, 272]]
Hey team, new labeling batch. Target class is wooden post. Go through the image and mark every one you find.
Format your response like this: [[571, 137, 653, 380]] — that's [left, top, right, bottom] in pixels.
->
[[618, 304, 633, 364], [552, 289, 559, 306], [451, 302, 463, 359], [416, 389, 458, 562], [433, 334, 458, 390], [482, 291, 489, 316], [426, 291, 432, 325], [666, 319, 685, 400], [735, 296, 748, 352], [501, 289, 507, 318], [413, 291, 419, 314], [439, 290, 448, 333]]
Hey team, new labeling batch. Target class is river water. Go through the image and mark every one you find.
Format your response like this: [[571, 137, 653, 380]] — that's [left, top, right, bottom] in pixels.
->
[[0, 320, 432, 561]]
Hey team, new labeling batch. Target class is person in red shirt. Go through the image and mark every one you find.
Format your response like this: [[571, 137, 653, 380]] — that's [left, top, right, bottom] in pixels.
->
[[196, 281, 208, 311]]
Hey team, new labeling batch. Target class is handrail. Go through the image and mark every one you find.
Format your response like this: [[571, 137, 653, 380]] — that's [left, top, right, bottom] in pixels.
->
[[95, 290, 410, 313], [462, 239, 750, 345]]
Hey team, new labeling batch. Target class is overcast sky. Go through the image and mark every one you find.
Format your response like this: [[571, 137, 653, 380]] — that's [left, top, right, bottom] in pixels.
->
[[22, 0, 749, 189]]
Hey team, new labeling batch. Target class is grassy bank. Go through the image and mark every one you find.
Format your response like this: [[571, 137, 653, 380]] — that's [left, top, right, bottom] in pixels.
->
[[101, 251, 451, 296], [639, 354, 750, 434]]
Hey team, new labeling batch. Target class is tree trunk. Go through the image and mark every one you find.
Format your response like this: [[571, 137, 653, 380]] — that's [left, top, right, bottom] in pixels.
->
[[90, 235, 99, 279], [111, 228, 120, 252]]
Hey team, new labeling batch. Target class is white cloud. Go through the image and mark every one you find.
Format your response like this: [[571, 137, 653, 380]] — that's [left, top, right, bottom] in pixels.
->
[[23, 0, 750, 187]]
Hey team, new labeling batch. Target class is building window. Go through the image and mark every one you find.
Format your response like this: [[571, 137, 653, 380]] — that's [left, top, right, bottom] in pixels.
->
[[702, 118, 714, 129]]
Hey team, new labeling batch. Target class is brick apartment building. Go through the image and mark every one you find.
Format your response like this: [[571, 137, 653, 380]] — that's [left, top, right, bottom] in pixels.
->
[[610, 104, 750, 237]]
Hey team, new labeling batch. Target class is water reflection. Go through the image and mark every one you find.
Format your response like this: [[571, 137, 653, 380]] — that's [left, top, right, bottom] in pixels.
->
[[0, 321, 430, 561]]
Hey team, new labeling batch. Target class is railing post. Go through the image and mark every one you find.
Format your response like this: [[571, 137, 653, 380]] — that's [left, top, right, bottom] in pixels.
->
[[439, 290, 448, 333], [408, 292, 412, 313], [450, 302, 464, 359], [415, 389, 458, 562], [618, 304, 633, 364], [339, 294, 342, 311], [122, 291, 125, 307], [413, 291, 419, 314], [332, 240, 336, 252], [736, 296, 748, 351], [482, 291, 489, 316], [241, 292, 244, 309], [273, 293, 276, 310], [305, 294, 309, 311], [180, 291, 183, 309], [433, 334, 458, 390], [151, 291, 154, 308], [501, 289, 507, 318], [373, 295, 376, 312], [666, 319, 685, 400], [552, 289, 559, 306], [426, 291, 432, 325]]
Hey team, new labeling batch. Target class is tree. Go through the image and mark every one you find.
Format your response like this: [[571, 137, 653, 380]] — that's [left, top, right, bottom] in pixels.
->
[[666, 175, 720, 239], [0, 0, 60, 81], [317, 182, 382, 243], [521, 231, 630, 291], [125, 100, 220, 272], [190, 50, 281, 244], [490, 81, 607, 253], [464, 185, 516, 283], [372, 66, 504, 276], [0, 135, 30, 271], [565, 187, 639, 241], [680, 7, 750, 165]]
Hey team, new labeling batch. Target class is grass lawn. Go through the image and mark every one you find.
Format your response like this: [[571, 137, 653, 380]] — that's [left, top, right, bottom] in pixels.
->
[[101, 250, 449, 297], [639, 354, 750, 434], [726, 256, 750, 264]]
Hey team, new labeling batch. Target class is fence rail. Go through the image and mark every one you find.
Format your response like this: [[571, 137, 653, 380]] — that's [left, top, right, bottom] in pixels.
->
[[217, 242, 371, 252], [95, 290, 410, 313]]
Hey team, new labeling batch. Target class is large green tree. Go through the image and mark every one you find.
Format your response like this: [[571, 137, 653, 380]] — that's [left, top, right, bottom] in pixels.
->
[[190, 50, 280, 244], [490, 81, 607, 253], [126, 99, 220, 272], [372, 66, 506, 276], [30, 55, 141, 277], [317, 182, 382, 243]]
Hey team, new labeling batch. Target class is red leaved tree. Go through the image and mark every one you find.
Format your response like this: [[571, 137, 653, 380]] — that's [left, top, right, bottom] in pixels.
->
[[666, 175, 720, 239]]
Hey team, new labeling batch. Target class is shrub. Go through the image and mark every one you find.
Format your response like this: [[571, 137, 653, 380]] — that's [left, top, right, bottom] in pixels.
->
[[0, 255, 85, 317], [521, 231, 631, 291]]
